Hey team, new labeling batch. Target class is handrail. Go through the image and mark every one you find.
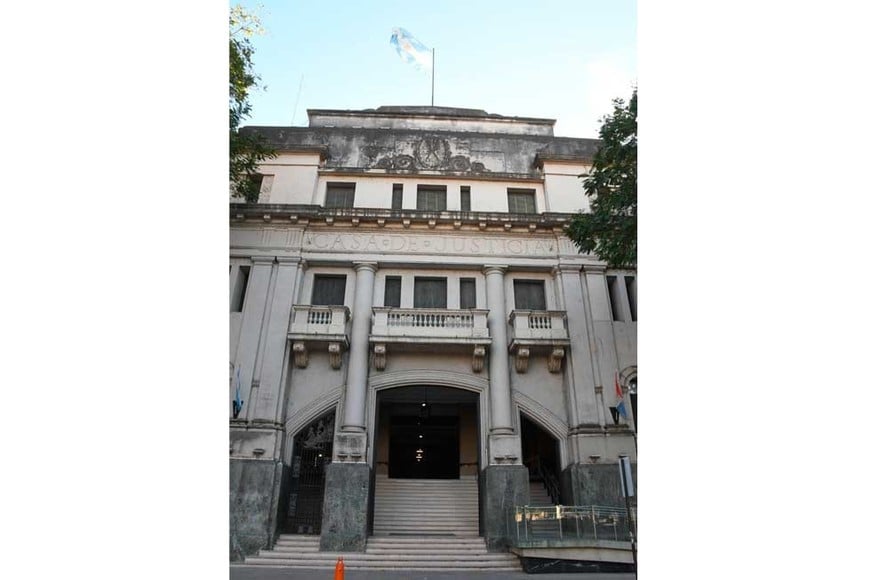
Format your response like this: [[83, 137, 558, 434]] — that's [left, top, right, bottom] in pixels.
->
[[510, 504, 637, 545], [529, 456, 561, 505]]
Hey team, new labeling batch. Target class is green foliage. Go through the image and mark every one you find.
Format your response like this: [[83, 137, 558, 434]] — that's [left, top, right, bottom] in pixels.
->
[[229, 4, 274, 203], [567, 89, 637, 268]]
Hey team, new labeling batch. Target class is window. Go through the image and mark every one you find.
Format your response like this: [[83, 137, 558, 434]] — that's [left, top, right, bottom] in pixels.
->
[[392, 184, 403, 210], [413, 277, 447, 308], [230, 266, 250, 312], [513, 280, 546, 310], [514, 280, 547, 310], [384, 276, 402, 307], [311, 275, 347, 306], [325, 183, 355, 208], [625, 276, 637, 321], [460, 186, 471, 211], [460, 278, 476, 309], [628, 377, 637, 431], [607, 276, 624, 321], [507, 188, 537, 214], [417, 185, 447, 211], [251, 174, 265, 195]]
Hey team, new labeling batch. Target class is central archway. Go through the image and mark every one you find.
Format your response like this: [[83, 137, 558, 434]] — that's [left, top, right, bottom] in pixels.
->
[[374, 385, 479, 479]]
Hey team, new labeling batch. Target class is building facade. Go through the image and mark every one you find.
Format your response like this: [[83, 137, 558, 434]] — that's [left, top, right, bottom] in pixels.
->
[[229, 106, 637, 561]]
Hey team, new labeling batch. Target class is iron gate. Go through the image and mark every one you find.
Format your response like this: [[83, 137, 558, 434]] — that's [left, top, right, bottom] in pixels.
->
[[284, 411, 334, 534]]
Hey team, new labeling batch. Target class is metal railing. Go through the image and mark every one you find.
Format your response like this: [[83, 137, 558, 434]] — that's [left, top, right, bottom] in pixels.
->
[[510, 505, 637, 545]]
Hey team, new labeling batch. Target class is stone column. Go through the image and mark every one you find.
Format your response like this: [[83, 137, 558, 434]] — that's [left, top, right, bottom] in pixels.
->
[[342, 261, 378, 434], [481, 265, 528, 551], [321, 261, 377, 553], [483, 265, 513, 436]]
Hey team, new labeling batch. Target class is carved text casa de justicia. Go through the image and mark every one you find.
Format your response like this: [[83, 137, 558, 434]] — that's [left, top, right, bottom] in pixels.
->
[[303, 232, 556, 256]]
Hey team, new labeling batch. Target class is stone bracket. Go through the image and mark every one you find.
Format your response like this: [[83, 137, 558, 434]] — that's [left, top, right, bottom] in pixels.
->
[[514, 347, 530, 373], [292, 341, 344, 370], [472, 344, 486, 372], [292, 342, 308, 368], [513, 346, 565, 373], [548, 347, 565, 373], [373, 343, 386, 371], [328, 342, 343, 369]]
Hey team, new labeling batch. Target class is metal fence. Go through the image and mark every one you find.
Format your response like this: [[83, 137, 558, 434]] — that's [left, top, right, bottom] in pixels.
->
[[509, 505, 637, 545]]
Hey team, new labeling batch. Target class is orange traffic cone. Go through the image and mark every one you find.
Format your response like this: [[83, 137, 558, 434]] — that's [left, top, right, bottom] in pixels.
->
[[334, 556, 345, 580]]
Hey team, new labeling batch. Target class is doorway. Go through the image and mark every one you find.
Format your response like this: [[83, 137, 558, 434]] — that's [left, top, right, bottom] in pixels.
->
[[374, 386, 479, 480]]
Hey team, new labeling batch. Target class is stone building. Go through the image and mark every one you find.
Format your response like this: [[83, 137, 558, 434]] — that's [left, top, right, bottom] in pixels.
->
[[229, 106, 637, 563]]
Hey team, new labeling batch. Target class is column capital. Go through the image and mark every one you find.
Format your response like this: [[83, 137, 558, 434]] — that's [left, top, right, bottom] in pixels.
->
[[250, 255, 275, 265], [582, 264, 608, 274], [352, 261, 378, 273], [552, 264, 583, 276], [276, 256, 303, 265], [482, 264, 508, 276]]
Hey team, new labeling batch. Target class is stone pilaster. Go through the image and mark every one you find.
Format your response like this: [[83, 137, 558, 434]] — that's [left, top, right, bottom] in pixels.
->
[[253, 256, 302, 421], [233, 256, 275, 421]]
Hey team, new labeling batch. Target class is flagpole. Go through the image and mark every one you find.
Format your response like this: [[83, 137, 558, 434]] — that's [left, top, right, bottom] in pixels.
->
[[431, 48, 435, 106]]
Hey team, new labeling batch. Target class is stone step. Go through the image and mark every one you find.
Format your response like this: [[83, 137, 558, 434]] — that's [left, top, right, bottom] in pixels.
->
[[247, 558, 521, 568], [243, 560, 522, 571], [257, 551, 517, 561], [366, 536, 485, 544]]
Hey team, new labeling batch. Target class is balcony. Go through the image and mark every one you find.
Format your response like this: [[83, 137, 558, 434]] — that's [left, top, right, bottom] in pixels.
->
[[287, 305, 350, 370], [369, 307, 492, 372], [508, 310, 570, 373]]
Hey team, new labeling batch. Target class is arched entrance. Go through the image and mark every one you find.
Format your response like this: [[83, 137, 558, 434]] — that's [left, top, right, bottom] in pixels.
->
[[520, 413, 562, 504], [371, 384, 482, 536], [374, 385, 480, 479], [281, 409, 335, 534]]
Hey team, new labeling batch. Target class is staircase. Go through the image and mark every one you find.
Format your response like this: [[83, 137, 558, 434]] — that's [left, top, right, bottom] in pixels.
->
[[373, 476, 479, 536], [529, 480, 556, 506], [526, 480, 561, 538], [240, 476, 521, 571], [243, 534, 522, 571]]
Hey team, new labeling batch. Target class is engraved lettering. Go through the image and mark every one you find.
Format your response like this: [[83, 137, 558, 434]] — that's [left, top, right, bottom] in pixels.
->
[[506, 239, 524, 254], [313, 234, 330, 250]]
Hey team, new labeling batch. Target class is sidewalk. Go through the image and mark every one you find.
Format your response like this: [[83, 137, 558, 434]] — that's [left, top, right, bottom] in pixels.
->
[[230, 566, 635, 580]]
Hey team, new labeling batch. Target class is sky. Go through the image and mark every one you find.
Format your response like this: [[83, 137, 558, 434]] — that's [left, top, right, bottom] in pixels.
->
[[238, 0, 636, 137]]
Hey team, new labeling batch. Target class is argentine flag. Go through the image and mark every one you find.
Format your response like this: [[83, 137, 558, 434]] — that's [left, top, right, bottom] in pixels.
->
[[390, 28, 432, 71], [615, 372, 628, 420]]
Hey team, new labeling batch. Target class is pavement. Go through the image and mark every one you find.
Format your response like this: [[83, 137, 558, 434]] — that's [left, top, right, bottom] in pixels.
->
[[230, 566, 636, 580]]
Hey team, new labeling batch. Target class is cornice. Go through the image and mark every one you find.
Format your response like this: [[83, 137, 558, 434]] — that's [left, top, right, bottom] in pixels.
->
[[230, 203, 575, 232]]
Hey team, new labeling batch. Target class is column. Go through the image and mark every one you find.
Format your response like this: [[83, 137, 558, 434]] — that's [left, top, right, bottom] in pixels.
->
[[253, 256, 302, 422], [483, 265, 513, 435], [480, 265, 528, 552], [342, 261, 377, 432], [321, 261, 377, 553]]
